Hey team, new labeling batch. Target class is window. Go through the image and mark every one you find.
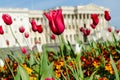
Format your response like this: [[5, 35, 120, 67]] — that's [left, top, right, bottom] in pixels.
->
[[31, 38, 33, 44], [79, 14, 81, 19], [34, 37, 37, 44], [70, 34, 72, 41], [14, 18, 16, 21], [66, 35, 68, 40], [20, 18, 23, 21], [39, 37, 41, 42], [69, 25, 71, 29], [83, 14, 85, 19], [87, 14, 89, 19]]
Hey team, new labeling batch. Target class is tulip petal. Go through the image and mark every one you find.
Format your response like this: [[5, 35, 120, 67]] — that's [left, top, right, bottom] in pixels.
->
[[54, 9, 65, 35]]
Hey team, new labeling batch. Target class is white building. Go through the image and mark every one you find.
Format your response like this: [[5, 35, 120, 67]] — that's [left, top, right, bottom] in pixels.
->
[[0, 4, 110, 48]]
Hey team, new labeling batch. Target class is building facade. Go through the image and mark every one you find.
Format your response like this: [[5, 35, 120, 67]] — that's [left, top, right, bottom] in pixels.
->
[[0, 4, 109, 48]]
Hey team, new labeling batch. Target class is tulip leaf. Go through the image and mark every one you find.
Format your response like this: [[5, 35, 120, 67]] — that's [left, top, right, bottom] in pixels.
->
[[18, 65, 29, 80], [110, 55, 119, 80], [112, 32, 117, 43], [89, 70, 97, 80], [75, 54, 84, 79], [15, 72, 21, 80]]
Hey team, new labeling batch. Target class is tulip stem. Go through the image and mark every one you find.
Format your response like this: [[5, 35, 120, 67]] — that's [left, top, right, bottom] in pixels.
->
[[5, 58, 15, 80], [9, 26, 22, 48], [58, 35, 70, 80]]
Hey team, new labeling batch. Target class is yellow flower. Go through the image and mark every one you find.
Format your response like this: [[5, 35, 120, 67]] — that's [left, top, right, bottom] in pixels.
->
[[55, 70, 61, 78], [30, 74, 37, 80], [25, 67, 33, 75], [105, 63, 114, 74], [92, 60, 100, 68], [22, 63, 33, 75]]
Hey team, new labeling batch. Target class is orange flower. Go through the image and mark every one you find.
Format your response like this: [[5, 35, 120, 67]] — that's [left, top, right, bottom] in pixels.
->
[[105, 63, 114, 74], [117, 60, 120, 70], [98, 77, 108, 80], [55, 70, 61, 78], [92, 60, 100, 68]]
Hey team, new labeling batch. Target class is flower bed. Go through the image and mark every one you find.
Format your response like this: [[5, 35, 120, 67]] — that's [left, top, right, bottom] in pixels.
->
[[0, 8, 120, 80]]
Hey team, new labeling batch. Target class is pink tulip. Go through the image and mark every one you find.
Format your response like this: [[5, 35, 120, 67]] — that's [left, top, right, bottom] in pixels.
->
[[24, 32, 29, 38], [37, 25, 43, 33], [19, 26, 25, 33], [44, 9, 65, 35], [104, 10, 111, 21], [2, 14, 12, 25], [0, 25, 4, 35], [30, 20, 38, 32], [21, 47, 27, 54]]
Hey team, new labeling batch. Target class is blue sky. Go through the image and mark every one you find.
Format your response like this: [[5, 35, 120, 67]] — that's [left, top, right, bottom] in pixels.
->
[[0, 0, 119, 28]]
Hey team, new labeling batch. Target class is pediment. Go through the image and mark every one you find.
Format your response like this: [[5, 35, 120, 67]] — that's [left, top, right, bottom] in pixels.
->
[[77, 4, 107, 11]]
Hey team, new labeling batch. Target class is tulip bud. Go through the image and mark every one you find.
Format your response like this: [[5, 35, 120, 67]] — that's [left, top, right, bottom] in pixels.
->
[[45, 77, 54, 80], [30, 20, 37, 32], [90, 24, 96, 29], [80, 27, 84, 32], [0, 25, 4, 35], [115, 29, 120, 33], [75, 43, 82, 54], [6, 40, 10, 46], [51, 34, 55, 40], [24, 32, 29, 38], [104, 10, 111, 21], [0, 59, 4, 67], [2, 14, 13, 25], [21, 47, 27, 54], [44, 9, 65, 35], [107, 27, 112, 32], [37, 25, 43, 33], [19, 26, 25, 33]]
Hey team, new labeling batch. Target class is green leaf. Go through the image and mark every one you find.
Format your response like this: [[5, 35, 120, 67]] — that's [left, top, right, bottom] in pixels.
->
[[89, 70, 97, 80], [18, 65, 29, 80], [112, 32, 117, 43], [110, 55, 120, 80], [29, 53, 35, 67], [15, 72, 21, 80], [75, 54, 84, 79]]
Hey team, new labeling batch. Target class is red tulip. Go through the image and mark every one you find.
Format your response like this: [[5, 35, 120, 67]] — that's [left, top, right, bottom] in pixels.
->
[[45, 77, 54, 80], [51, 34, 55, 40], [107, 27, 112, 32], [80, 27, 84, 32], [90, 24, 96, 29], [24, 32, 29, 38], [44, 9, 65, 35], [91, 14, 99, 26], [21, 47, 27, 54], [30, 20, 37, 32], [37, 25, 43, 33], [83, 28, 90, 36], [0, 26, 4, 35], [2, 14, 12, 25], [104, 10, 111, 21], [19, 26, 25, 33], [115, 29, 120, 33]]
